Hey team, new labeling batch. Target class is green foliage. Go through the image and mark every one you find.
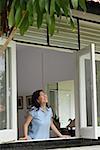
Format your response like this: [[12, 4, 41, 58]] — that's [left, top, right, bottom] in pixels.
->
[[71, 0, 78, 9], [49, 15, 55, 36], [39, 0, 45, 12], [7, 0, 86, 36], [15, 6, 22, 27], [0, 0, 6, 12], [79, 0, 87, 11], [19, 12, 29, 35], [8, 0, 16, 27]]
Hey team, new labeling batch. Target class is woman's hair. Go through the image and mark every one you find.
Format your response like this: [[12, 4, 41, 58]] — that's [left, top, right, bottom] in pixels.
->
[[32, 89, 49, 109]]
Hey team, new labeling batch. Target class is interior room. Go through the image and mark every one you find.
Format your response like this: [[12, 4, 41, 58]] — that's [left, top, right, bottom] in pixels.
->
[[16, 43, 76, 138]]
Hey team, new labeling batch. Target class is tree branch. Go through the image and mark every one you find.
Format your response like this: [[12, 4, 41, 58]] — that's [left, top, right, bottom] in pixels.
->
[[0, 26, 17, 54]]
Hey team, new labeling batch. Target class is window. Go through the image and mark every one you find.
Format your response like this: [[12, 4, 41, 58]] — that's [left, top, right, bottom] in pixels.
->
[[0, 40, 17, 143]]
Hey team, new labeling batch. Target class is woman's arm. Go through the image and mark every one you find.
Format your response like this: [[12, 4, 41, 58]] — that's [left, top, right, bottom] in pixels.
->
[[20, 115, 32, 140], [50, 119, 68, 138]]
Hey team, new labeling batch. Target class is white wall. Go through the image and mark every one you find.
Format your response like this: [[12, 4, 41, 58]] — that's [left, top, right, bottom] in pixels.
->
[[17, 44, 75, 96], [16, 44, 75, 136], [16, 44, 43, 96], [43, 50, 75, 84]]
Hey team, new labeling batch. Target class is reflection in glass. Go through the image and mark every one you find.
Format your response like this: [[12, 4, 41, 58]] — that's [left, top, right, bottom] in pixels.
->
[[0, 53, 6, 129], [96, 61, 100, 126], [7, 49, 12, 129], [85, 60, 92, 126], [0, 48, 12, 130], [85, 60, 100, 126]]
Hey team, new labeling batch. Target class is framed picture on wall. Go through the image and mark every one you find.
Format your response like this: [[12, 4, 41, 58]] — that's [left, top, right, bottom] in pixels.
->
[[17, 96, 23, 109], [26, 95, 32, 109]]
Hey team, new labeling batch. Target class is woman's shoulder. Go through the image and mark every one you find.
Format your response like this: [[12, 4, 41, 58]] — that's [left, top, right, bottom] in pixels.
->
[[47, 106, 53, 112], [29, 106, 38, 112], [28, 106, 38, 117], [47, 106, 53, 117]]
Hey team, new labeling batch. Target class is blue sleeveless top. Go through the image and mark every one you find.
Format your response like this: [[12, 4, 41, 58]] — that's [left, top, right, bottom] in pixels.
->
[[28, 106, 53, 139]]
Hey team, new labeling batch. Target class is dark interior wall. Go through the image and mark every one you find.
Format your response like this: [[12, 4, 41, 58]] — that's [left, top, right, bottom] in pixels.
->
[[86, 1, 100, 15]]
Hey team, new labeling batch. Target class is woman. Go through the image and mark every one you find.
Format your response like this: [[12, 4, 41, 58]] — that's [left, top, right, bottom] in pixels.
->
[[20, 89, 68, 140]]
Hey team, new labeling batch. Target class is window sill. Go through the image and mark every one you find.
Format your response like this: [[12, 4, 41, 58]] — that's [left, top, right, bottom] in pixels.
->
[[0, 138, 100, 149]]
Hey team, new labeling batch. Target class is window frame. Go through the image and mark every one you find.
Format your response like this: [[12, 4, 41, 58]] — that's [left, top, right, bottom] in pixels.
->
[[0, 39, 17, 143]]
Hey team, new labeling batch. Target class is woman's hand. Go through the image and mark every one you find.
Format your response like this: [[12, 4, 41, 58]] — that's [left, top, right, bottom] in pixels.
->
[[50, 120, 71, 139], [19, 136, 28, 140], [60, 134, 71, 139]]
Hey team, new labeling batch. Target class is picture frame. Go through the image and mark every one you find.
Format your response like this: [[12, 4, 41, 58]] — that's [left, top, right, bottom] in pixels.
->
[[17, 96, 23, 109], [26, 95, 32, 109]]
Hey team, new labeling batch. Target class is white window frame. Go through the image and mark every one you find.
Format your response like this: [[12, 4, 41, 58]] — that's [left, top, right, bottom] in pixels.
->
[[75, 43, 98, 139], [0, 39, 17, 143]]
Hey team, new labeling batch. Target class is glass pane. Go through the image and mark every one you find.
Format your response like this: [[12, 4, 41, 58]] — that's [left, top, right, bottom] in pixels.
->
[[0, 48, 12, 130], [79, 51, 93, 127], [85, 59, 92, 126], [96, 61, 100, 126], [86, 59, 100, 126], [0, 52, 6, 129], [7, 48, 12, 129]]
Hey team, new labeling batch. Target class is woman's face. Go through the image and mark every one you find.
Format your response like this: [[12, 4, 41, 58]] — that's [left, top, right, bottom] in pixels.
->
[[38, 91, 48, 105]]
